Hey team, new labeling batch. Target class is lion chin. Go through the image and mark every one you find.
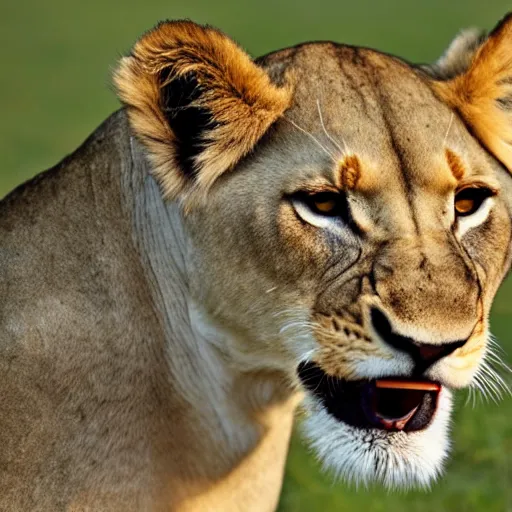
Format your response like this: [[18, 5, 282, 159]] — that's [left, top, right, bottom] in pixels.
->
[[301, 392, 452, 489], [297, 365, 454, 489]]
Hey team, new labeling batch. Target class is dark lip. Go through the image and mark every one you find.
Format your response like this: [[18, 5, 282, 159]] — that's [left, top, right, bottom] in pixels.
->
[[297, 361, 441, 432]]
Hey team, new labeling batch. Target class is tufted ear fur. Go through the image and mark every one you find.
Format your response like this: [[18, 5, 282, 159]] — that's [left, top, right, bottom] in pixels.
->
[[114, 21, 292, 202], [426, 28, 486, 80], [432, 14, 512, 174]]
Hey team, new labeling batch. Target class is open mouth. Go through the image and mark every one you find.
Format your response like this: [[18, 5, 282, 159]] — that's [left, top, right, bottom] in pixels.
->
[[298, 361, 441, 432]]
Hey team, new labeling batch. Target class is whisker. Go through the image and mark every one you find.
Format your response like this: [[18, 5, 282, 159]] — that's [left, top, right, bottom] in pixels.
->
[[472, 372, 490, 403], [484, 351, 512, 375], [316, 98, 347, 155], [272, 308, 307, 319], [300, 348, 317, 362], [463, 391, 470, 407], [481, 360, 511, 396], [487, 336, 508, 356], [442, 112, 455, 147], [308, 371, 327, 396], [485, 349, 512, 373], [484, 346, 512, 384], [479, 376, 503, 401], [486, 349, 510, 366], [464, 385, 476, 408], [283, 115, 337, 162], [475, 367, 502, 403], [467, 382, 480, 407], [279, 322, 315, 334]]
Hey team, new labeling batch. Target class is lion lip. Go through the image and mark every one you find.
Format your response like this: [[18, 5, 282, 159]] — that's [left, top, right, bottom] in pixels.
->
[[297, 362, 441, 432]]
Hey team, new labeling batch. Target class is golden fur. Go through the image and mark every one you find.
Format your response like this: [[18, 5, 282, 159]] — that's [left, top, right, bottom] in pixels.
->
[[0, 15, 511, 511], [115, 21, 291, 203], [337, 155, 361, 190], [433, 14, 512, 174], [445, 148, 466, 180]]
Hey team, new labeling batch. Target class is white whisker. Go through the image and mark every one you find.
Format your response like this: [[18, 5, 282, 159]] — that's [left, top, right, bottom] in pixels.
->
[[300, 348, 317, 362], [486, 349, 512, 373], [284, 116, 336, 162], [469, 386, 476, 408], [279, 321, 315, 334], [487, 337, 508, 359], [482, 360, 511, 396], [478, 372, 503, 401], [272, 308, 306, 318], [316, 98, 347, 155], [442, 112, 454, 147], [471, 372, 490, 403], [487, 336, 506, 353]]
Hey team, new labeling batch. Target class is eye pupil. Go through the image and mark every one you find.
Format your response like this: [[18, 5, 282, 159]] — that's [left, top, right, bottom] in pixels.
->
[[455, 198, 475, 215], [454, 187, 494, 217], [304, 192, 341, 217], [292, 191, 343, 217], [314, 199, 337, 213]]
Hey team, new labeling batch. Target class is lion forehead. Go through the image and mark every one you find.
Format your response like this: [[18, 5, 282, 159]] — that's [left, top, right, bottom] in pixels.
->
[[257, 43, 478, 187]]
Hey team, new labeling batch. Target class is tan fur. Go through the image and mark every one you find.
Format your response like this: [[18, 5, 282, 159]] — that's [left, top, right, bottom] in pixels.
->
[[1, 16, 512, 511], [115, 21, 292, 203], [313, 312, 387, 380], [427, 28, 485, 80], [433, 14, 512, 175]]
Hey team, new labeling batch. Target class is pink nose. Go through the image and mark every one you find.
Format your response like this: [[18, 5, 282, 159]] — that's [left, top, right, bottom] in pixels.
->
[[370, 307, 467, 373]]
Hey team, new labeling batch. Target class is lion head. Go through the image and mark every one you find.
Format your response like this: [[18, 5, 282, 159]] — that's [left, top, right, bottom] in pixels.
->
[[115, 16, 512, 488]]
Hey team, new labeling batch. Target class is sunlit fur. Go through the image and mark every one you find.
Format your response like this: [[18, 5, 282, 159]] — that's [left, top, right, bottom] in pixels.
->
[[2, 16, 512, 511], [115, 21, 291, 203], [433, 14, 512, 176], [123, 17, 512, 493], [301, 391, 452, 489]]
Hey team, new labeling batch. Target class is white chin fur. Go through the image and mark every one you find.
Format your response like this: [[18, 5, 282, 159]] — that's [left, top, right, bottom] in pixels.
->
[[300, 388, 452, 489]]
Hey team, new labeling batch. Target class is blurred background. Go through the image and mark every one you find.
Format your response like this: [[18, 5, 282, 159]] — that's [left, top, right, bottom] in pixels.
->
[[2, 1, 511, 510]]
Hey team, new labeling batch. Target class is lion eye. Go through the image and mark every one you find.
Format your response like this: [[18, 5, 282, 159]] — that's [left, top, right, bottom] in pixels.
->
[[312, 196, 338, 215], [290, 189, 362, 234], [302, 192, 344, 217], [454, 198, 475, 215], [454, 187, 494, 217]]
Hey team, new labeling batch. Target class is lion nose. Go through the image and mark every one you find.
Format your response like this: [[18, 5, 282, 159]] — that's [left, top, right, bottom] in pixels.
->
[[370, 307, 467, 373]]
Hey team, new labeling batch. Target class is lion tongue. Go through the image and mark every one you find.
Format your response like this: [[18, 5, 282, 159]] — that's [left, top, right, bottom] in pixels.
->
[[369, 380, 440, 431]]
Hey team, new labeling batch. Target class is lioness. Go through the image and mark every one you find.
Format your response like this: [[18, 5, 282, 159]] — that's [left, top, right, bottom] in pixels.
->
[[1, 13, 512, 512]]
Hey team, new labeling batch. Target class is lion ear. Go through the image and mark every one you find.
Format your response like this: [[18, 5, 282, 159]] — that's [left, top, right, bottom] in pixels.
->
[[426, 28, 485, 80], [114, 21, 291, 201], [432, 14, 512, 174]]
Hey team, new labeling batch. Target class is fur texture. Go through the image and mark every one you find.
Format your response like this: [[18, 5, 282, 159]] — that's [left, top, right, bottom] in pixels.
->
[[1, 16, 512, 511], [115, 21, 292, 203], [432, 14, 512, 175], [427, 28, 486, 80], [301, 391, 452, 489]]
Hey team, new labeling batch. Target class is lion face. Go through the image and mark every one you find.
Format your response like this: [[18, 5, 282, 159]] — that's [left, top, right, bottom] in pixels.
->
[[116, 18, 512, 488]]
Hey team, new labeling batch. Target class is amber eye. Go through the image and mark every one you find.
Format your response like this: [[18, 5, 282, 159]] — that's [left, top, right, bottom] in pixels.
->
[[301, 192, 346, 217], [312, 195, 337, 214], [454, 187, 494, 217]]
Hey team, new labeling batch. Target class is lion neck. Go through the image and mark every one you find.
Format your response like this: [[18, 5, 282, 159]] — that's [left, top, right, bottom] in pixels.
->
[[121, 133, 298, 505]]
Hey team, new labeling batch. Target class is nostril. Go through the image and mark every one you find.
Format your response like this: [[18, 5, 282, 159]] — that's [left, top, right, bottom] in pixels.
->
[[416, 343, 454, 363], [370, 307, 467, 372]]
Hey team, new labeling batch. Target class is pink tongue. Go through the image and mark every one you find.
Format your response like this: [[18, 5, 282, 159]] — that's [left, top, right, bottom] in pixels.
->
[[371, 381, 439, 431], [374, 404, 420, 431]]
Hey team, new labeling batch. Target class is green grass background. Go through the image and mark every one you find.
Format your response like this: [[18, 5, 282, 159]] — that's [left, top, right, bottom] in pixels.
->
[[2, 1, 511, 510]]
